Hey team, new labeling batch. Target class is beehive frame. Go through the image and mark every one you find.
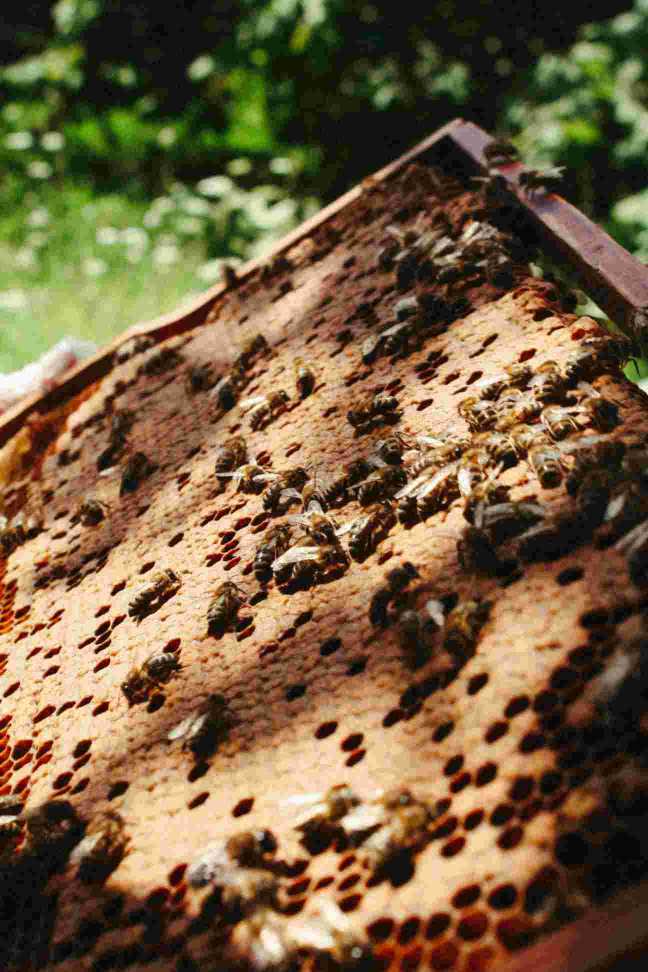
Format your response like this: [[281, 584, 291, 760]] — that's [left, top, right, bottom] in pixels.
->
[[2, 119, 648, 972]]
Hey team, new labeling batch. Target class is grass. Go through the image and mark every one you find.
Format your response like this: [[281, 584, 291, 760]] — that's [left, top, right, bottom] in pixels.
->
[[0, 183, 215, 371]]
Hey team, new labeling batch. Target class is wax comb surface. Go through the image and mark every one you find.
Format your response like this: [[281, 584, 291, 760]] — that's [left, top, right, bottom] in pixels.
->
[[1, 158, 648, 972]]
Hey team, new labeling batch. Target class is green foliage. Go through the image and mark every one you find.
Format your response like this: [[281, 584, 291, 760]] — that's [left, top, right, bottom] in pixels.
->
[[505, 0, 648, 257], [0, 0, 646, 369]]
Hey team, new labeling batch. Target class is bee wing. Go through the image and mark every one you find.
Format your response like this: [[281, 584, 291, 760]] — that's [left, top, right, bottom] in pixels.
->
[[254, 473, 279, 484], [341, 803, 386, 834], [385, 224, 405, 243], [424, 599, 446, 628], [415, 435, 446, 450], [186, 843, 228, 888], [279, 488, 302, 504], [395, 475, 427, 499], [335, 517, 362, 539], [616, 520, 648, 555], [239, 395, 267, 412], [273, 545, 320, 568], [317, 898, 354, 934], [289, 916, 336, 952], [167, 712, 200, 742], [418, 464, 457, 498], [381, 321, 408, 339]]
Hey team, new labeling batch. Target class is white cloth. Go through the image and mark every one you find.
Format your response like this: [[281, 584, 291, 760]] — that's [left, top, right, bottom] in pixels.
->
[[0, 337, 97, 413]]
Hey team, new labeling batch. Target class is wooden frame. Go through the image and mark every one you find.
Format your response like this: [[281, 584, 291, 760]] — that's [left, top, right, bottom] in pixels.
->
[[4, 117, 648, 968]]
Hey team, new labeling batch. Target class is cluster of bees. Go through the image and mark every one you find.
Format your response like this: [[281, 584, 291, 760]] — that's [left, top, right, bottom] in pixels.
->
[[0, 510, 42, 557], [368, 562, 491, 669], [480, 137, 566, 196], [0, 795, 127, 886], [183, 784, 435, 970]]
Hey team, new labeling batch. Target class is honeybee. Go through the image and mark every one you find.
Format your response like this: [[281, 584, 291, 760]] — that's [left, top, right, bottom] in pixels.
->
[[617, 521, 648, 586], [352, 789, 433, 874], [0, 517, 27, 557], [272, 543, 347, 587], [187, 363, 214, 393], [541, 405, 581, 440], [510, 423, 547, 456], [0, 796, 25, 817], [564, 436, 626, 496], [573, 385, 620, 432], [211, 372, 240, 412], [457, 524, 501, 575], [291, 506, 339, 546], [97, 440, 122, 471], [495, 389, 543, 430], [518, 166, 565, 193], [214, 436, 248, 479], [595, 482, 648, 548], [529, 443, 565, 489], [516, 512, 586, 563], [351, 465, 407, 506], [69, 811, 129, 884], [288, 898, 376, 969], [474, 363, 532, 401], [243, 390, 291, 431], [344, 504, 396, 562], [188, 829, 278, 889], [141, 345, 184, 377], [301, 474, 333, 512], [0, 813, 22, 864], [263, 467, 309, 514], [575, 467, 616, 528], [222, 262, 239, 287], [324, 457, 379, 507], [371, 433, 409, 466], [254, 524, 293, 581], [471, 171, 511, 206], [473, 431, 518, 468], [462, 476, 511, 525], [396, 463, 458, 523], [235, 333, 269, 371], [347, 392, 400, 432], [78, 499, 107, 526], [287, 784, 360, 844], [410, 433, 469, 476], [443, 600, 491, 665], [115, 334, 154, 364], [260, 254, 292, 281], [228, 908, 293, 971], [121, 650, 181, 706], [369, 562, 419, 626], [24, 799, 82, 859], [483, 138, 519, 165], [120, 451, 155, 495], [361, 333, 384, 365], [562, 337, 634, 385], [381, 319, 418, 358], [295, 359, 316, 399], [207, 581, 246, 636], [110, 409, 134, 445], [188, 842, 278, 913], [397, 604, 441, 669], [457, 448, 491, 499], [527, 361, 566, 403], [128, 568, 181, 620], [168, 692, 234, 759], [477, 500, 545, 545], [458, 396, 498, 432]]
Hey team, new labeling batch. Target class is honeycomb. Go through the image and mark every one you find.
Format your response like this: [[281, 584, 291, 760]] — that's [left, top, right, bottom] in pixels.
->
[[1, 158, 648, 972]]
